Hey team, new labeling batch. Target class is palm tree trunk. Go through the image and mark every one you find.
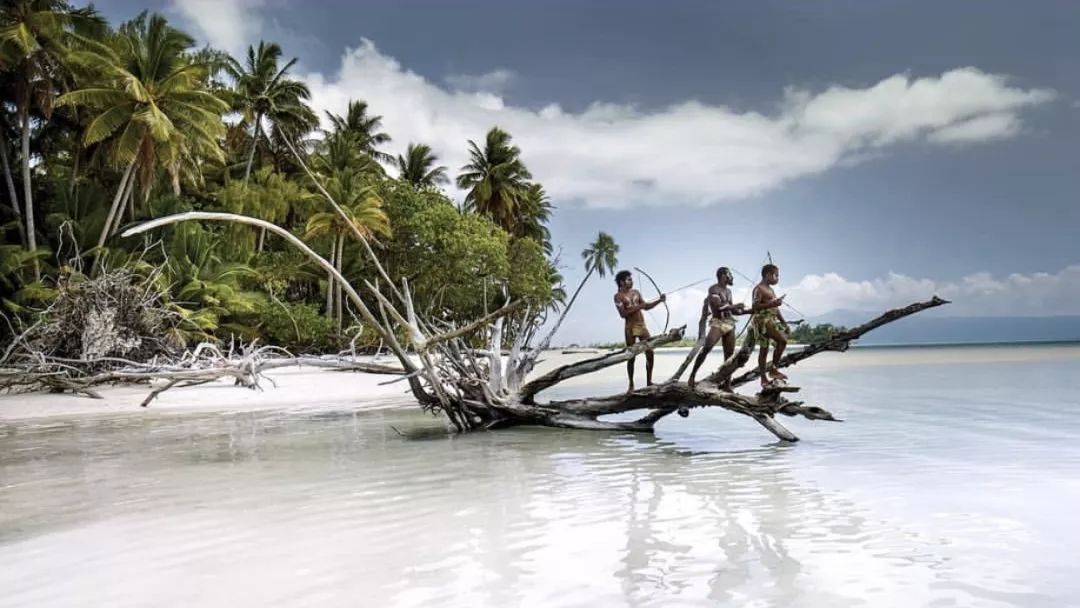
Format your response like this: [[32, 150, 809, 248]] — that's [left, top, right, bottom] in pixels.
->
[[94, 159, 137, 270], [0, 139, 26, 247], [326, 243, 335, 320], [533, 267, 595, 353], [243, 114, 263, 185], [20, 112, 39, 281], [335, 235, 344, 334], [110, 166, 136, 242], [69, 146, 80, 198], [118, 177, 136, 231]]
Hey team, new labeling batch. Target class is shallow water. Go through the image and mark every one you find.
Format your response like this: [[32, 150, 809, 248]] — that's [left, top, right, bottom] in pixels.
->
[[2, 345, 1080, 607]]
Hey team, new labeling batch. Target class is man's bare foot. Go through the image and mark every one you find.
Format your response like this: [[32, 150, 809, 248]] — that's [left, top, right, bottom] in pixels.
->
[[627, 383, 635, 393], [768, 367, 787, 383], [761, 376, 772, 388], [721, 382, 732, 392], [688, 377, 696, 390]]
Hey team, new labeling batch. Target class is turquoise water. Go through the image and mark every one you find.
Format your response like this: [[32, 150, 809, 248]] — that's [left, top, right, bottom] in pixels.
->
[[1, 344, 1079, 607]]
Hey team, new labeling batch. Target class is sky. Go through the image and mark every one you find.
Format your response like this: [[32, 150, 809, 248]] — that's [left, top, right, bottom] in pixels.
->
[[96, 0, 1080, 344]]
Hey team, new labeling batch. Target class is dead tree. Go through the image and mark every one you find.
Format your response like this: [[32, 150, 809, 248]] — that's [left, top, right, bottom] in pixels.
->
[[119, 208, 948, 441]]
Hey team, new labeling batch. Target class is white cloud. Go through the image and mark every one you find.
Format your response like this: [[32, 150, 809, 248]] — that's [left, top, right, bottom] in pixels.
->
[[642, 266, 1080, 340], [784, 266, 1080, 318], [301, 40, 1055, 208], [170, 0, 265, 57], [928, 113, 1021, 144], [445, 69, 515, 93]]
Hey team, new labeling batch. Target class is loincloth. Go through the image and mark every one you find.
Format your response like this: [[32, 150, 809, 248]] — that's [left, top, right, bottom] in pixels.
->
[[709, 317, 736, 335], [626, 321, 650, 340], [751, 309, 787, 346]]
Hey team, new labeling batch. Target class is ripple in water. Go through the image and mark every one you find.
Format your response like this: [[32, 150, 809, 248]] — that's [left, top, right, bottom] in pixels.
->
[[1, 345, 1079, 607]]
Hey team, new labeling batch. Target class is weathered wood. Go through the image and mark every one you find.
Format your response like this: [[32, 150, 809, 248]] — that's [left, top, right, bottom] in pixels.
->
[[668, 304, 710, 382], [524, 381, 832, 441], [518, 326, 686, 403], [729, 296, 950, 388], [101, 203, 949, 441]]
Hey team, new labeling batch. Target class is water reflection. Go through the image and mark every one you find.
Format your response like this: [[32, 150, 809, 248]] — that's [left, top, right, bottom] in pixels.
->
[[2, 348, 1079, 607]]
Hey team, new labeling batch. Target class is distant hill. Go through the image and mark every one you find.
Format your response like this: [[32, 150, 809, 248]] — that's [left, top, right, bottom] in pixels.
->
[[810, 313, 1080, 345]]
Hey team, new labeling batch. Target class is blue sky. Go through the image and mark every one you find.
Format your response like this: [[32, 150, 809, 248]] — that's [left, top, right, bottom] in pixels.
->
[[96, 0, 1080, 344]]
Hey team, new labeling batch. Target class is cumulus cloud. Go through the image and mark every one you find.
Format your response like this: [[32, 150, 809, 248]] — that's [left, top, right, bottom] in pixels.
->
[[653, 266, 1080, 339], [301, 40, 1054, 208], [445, 69, 515, 93], [170, 0, 265, 57]]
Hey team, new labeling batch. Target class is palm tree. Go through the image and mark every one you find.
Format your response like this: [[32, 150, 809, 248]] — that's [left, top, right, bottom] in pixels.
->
[[532, 231, 619, 352], [313, 129, 384, 177], [396, 142, 448, 187], [323, 99, 392, 163], [57, 12, 229, 264], [574, 231, 619, 307], [218, 167, 307, 253], [0, 0, 103, 277], [0, 103, 25, 246], [456, 127, 532, 232], [305, 169, 390, 332], [227, 41, 315, 184], [515, 182, 554, 253]]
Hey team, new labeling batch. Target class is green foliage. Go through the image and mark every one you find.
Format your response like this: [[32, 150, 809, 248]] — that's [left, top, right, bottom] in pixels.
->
[[789, 322, 848, 344], [582, 231, 619, 278], [392, 193, 510, 319], [508, 236, 555, 307], [457, 127, 533, 232], [0, 7, 566, 355], [253, 299, 336, 352], [396, 142, 448, 187]]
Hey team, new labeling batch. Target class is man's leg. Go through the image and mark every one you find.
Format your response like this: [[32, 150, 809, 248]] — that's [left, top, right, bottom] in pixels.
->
[[643, 332, 652, 384], [688, 327, 722, 389], [767, 325, 788, 380], [758, 339, 771, 387], [720, 329, 736, 391], [625, 330, 636, 391]]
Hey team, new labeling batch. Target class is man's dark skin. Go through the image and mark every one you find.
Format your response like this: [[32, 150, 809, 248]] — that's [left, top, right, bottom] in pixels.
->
[[687, 267, 751, 391], [753, 264, 789, 387], [613, 270, 666, 391]]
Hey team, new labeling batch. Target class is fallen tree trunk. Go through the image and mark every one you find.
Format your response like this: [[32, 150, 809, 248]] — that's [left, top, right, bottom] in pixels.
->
[[14, 200, 947, 441], [506, 296, 950, 439], [1, 344, 405, 405]]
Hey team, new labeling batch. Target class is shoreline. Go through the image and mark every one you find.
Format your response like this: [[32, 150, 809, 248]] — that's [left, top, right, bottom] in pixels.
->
[[4, 341, 1080, 424], [0, 365, 412, 423]]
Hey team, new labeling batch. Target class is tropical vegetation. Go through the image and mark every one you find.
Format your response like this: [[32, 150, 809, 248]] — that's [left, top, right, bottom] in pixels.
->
[[0, 3, 573, 352]]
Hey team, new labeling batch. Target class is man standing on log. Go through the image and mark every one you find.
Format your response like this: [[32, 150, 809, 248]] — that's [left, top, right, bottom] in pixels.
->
[[752, 264, 789, 387], [687, 267, 751, 391], [614, 270, 666, 391]]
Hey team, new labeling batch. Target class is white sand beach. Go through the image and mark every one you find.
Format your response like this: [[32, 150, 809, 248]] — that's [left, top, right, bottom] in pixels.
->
[[0, 364, 412, 422], [4, 343, 1079, 423]]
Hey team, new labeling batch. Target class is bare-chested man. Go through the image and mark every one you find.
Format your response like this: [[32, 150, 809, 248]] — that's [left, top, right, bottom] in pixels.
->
[[751, 263, 789, 387], [613, 270, 666, 391], [687, 267, 751, 391]]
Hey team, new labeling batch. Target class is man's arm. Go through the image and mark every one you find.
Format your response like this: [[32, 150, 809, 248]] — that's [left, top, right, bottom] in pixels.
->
[[709, 291, 739, 315], [641, 290, 667, 310], [750, 285, 784, 312]]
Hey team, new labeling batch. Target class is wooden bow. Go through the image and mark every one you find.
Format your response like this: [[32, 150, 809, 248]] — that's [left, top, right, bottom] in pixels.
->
[[633, 266, 670, 333]]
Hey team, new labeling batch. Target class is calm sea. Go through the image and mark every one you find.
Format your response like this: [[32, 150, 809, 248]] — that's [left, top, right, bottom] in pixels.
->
[[2, 343, 1079, 607]]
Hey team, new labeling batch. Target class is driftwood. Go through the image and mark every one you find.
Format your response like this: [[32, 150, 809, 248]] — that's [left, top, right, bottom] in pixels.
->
[[105, 194, 950, 441], [0, 338, 406, 405], [0, 136, 952, 441]]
